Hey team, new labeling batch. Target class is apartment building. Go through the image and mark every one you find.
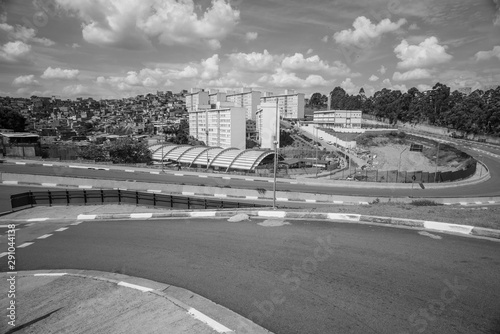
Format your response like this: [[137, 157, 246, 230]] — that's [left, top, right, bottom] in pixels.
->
[[313, 110, 362, 129], [259, 89, 305, 120], [256, 102, 279, 150], [188, 101, 246, 149], [185, 88, 209, 113], [208, 89, 227, 106], [226, 88, 261, 121]]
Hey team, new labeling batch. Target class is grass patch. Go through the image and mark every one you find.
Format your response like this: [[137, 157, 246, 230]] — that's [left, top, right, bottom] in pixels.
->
[[410, 199, 443, 206]]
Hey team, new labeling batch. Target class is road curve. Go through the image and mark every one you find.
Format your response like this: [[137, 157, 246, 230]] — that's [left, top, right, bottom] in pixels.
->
[[6, 218, 500, 334]]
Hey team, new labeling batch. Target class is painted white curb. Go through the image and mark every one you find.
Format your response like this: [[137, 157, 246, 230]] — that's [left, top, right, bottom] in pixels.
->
[[423, 221, 474, 234], [190, 211, 216, 217], [130, 213, 153, 219], [117, 281, 154, 292], [258, 211, 286, 218], [27, 218, 49, 222], [34, 273, 67, 276], [77, 214, 97, 220], [327, 213, 361, 221], [187, 308, 233, 333]]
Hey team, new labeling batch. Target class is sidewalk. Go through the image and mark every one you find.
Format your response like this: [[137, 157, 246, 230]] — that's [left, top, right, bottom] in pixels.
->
[[0, 270, 271, 334]]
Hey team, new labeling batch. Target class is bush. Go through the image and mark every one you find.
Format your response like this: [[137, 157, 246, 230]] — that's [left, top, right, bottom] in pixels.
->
[[410, 200, 442, 206]]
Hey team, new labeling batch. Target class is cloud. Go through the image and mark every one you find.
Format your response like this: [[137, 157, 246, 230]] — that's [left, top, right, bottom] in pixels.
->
[[394, 36, 452, 69], [41, 67, 80, 80], [0, 22, 55, 46], [56, 0, 239, 49], [408, 23, 420, 30], [245, 31, 258, 42], [72, 43, 81, 48], [393, 68, 433, 81], [281, 53, 353, 76], [306, 48, 313, 55], [200, 54, 220, 80], [258, 69, 334, 89], [379, 65, 387, 74], [321, 35, 329, 43], [417, 84, 432, 92], [12, 75, 40, 87], [369, 75, 379, 82], [62, 84, 88, 96], [334, 16, 406, 48], [474, 45, 500, 61], [494, 0, 500, 26], [0, 41, 31, 62], [228, 49, 281, 72], [340, 78, 357, 94]]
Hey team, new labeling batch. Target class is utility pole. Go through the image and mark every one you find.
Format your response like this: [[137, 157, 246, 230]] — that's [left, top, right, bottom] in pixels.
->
[[272, 99, 279, 210]]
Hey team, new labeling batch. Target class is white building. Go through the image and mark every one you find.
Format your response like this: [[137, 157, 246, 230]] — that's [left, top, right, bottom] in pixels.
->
[[188, 101, 246, 149], [260, 89, 305, 120], [208, 89, 227, 106], [226, 88, 261, 121], [256, 102, 279, 150], [185, 88, 209, 113], [313, 110, 362, 129]]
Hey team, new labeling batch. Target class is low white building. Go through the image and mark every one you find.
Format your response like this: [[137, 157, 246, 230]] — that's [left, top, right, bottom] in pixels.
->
[[313, 110, 362, 129]]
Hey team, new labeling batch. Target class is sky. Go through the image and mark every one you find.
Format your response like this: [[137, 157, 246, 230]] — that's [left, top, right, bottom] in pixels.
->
[[0, 0, 500, 99]]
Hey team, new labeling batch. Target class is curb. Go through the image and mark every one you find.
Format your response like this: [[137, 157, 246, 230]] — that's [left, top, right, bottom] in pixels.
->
[[3, 180, 500, 206], [7, 209, 499, 240]]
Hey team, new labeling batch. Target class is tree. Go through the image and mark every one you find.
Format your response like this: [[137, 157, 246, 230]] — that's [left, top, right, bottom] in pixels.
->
[[0, 108, 26, 132], [107, 138, 152, 164], [79, 143, 108, 161]]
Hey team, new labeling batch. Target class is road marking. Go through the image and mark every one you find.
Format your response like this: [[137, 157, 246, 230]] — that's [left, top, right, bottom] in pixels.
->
[[245, 178, 254, 181], [41, 183, 58, 187], [214, 194, 227, 198], [77, 214, 97, 220], [277, 198, 289, 202], [130, 213, 153, 219], [27, 218, 49, 222], [70, 221, 83, 226], [125, 169, 135, 172], [117, 281, 153, 292], [359, 202, 370, 205], [459, 202, 468, 206], [78, 185, 92, 189], [15, 162, 26, 165], [418, 231, 442, 239], [187, 308, 233, 333], [267, 180, 274, 183], [333, 201, 344, 204], [475, 201, 482, 205], [150, 171, 160, 174], [190, 211, 216, 217], [182, 192, 195, 196], [424, 221, 474, 234], [258, 211, 286, 218], [174, 173, 184, 176], [222, 176, 230, 180], [0, 252, 8, 258], [289, 181, 298, 184], [147, 189, 162, 193], [34, 273, 67, 276], [3, 181, 18, 185], [305, 199, 317, 203], [246, 196, 258, 199], [69, 165, 87, 169], [55, 227, 68, 232], [18, 242, 34, 248], [42, 163, 53, 166], [37, 234, 52, 239], [488, 201, 496, 204], [199, 175, 208, 178]]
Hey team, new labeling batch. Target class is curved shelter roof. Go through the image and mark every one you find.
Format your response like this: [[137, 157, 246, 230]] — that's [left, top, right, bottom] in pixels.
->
[[149, 144, 274, 171]]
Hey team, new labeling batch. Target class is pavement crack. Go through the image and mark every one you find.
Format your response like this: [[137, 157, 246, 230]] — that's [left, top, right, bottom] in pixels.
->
[[6, 307, 63, 333]]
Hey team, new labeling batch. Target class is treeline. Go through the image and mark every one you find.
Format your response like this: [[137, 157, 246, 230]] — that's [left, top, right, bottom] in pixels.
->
[[326, 83, 500, 136]]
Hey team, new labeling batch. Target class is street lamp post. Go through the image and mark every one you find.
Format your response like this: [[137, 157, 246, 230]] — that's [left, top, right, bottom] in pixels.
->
[[272, 100, 280, 210]]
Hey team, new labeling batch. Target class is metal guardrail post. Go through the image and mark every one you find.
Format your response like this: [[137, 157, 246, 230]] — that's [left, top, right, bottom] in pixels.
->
[[100, 189, 104, 204], [153, 193, 156, 207], [136, 191, 139, 205], [118, 189, 121, 204], [29, 191, 33, 208], [170, 195, 173, 208], [204, 198, 207, 209], [83, 190, 87, 205], [66, 190, 70, 205], [187, 197, 190, 209], [48, 190, 52, 207]]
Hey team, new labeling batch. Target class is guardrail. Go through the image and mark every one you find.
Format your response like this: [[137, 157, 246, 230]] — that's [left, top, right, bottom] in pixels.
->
[[10, 189, 265, 211]]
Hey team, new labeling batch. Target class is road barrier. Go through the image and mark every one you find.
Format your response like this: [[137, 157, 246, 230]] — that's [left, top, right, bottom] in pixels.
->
[[10, 189, 265, 211]]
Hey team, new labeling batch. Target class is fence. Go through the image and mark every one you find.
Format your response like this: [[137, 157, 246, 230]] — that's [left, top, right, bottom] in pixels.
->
[[10, 189, 265, 211]]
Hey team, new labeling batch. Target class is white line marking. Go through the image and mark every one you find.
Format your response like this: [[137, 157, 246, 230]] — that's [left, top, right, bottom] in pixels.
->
[[443, 203, 452, 205], [246, 196, 258, 199], [187, 308, 233, 333], [214, 194, 227, 198], [327, 213, 360, 221], [182, 192, 195, 196], [41, 183, 57, 187], [475, 201, 482, 205], [37, 234, 52, 239], [150, 171, 160, 175], [42, 163, 53, 166], [245, 178, 254, 181], [18, 242, 34, 248], [77, 214, 97, 220], [3, 181, 18, 185], [289, 182, 298, 184], [27, 218, 49, 222], [70, 221, 83, 226], [174, 173, 184, 176], [199, 175, 208, 178], [267, 180, 274, 183], [258, 211, 286, 218], [117, 281, 154, 292], [15, 162, 26, 165], [78, 185, 92, 189], [130, 213, 153, 219], [222, 176, 230, 180], [0, 252, 8, 258], [277, 198, 289, 202], [55, 227, 68, 232], [34, 273, 67, 277], [459, 202, 468, 206], [423, 221, 474, 234], [69, 165, 87, 169], [488, 201, 495, 204], [190, 212, 216, 217], [305, 199, 316, 203], [125, 169, 135, 173], [333, 201, 344, 204], [359, 202, 370, 205]]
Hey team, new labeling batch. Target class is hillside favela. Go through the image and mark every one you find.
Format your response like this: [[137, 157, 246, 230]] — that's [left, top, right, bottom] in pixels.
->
[[1, 1, 500, 334]]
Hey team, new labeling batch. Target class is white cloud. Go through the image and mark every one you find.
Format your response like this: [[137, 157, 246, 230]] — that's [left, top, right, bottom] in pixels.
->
[[228, 49, 281, 72], [56, 0, 239, 49], [0, 22, 55, 46], [393, 68, 433, 81], [340, 78, 357, 94], [494, 0, 500, 26], [417, 84, 432, 92], [391, 84, 408, 92], [474, 46, 500, 61], [394, 37, 452, 69], [12, 75, 40, 87], [258, 69, 334, 89], [72, 43, 81, 48], [0, 41, 31, 62], [62, 84, 88, 96], [281, 53, 352, 76], [369, 75, 379, 82], [200, 54, 220, 80], [408, 23, 420, 30], [321, 35, 329, 43], [334, 16, 406, 48], [245, 31, 258, 42], [41, 67, 80, 80], [379, 65, 387, 74], [382, 78, 392, 85]]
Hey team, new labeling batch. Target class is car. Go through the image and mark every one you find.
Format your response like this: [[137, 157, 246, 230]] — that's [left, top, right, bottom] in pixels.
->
[[327, 141, 333, 145]]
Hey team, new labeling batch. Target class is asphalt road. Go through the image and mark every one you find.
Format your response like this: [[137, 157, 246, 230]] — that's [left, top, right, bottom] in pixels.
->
[[1, 150, 500, 198], [5, 218, 500, 334]]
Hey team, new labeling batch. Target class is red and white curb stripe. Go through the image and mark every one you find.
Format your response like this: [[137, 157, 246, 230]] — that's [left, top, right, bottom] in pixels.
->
[[30, 272, 234, 333]]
